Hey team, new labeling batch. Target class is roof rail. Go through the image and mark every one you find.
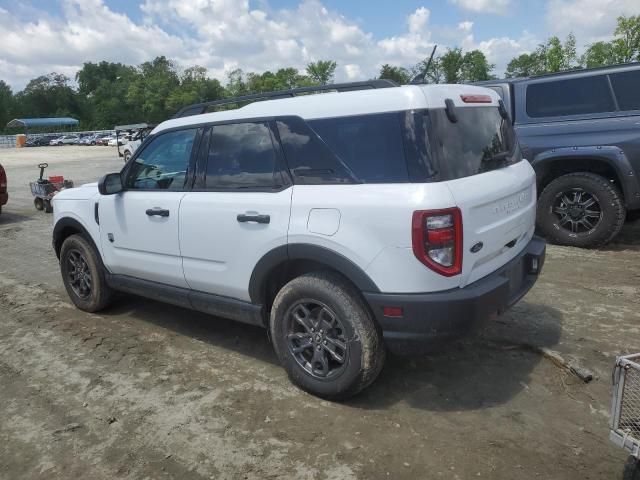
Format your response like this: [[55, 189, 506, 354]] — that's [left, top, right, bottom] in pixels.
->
[[172, 79, 398, 118]]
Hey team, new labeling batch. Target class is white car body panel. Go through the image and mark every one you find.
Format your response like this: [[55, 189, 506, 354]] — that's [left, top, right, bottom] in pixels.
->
[[179, 190, 293, 301]]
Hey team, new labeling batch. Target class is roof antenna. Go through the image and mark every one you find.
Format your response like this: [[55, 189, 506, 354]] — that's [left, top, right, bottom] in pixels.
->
[[410, 44, 438, 85]]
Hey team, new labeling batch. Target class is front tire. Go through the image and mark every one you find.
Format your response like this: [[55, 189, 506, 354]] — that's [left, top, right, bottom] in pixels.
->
[[60, 234, 114, 312], [270, 272, 385, 400], [537, 172, 625, 248], [123, 151, 130, 163]]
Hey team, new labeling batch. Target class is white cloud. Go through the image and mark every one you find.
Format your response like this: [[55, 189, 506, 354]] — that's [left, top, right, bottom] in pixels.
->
[[448, 0, 511, 15], [0, 0, 540, 90], [546, 0, 638, 44]]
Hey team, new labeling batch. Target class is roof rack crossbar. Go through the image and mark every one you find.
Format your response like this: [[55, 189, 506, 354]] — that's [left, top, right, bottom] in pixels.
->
[[172, 79, 398, 118]]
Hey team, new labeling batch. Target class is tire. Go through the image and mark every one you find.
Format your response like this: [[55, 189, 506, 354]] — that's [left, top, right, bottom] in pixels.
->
[[43, 199, 53, 213], [269, 271, 385, 400], [60, 234, 114, 312], [123, 151, 131, 163], [537, 172, 625, 248], [34, 197, 44, 211], [623, 456, 640, 480]]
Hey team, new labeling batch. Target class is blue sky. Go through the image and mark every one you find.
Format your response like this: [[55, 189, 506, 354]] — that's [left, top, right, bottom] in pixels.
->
[[0, 0, 634, 90]]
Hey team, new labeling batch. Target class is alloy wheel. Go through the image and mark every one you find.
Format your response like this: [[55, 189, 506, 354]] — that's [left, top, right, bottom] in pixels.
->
[[67, 249, 92, 299], [551, 188, 603, 234]]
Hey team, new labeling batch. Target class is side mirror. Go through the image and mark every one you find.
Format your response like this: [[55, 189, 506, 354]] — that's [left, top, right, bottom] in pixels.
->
[[98, 173, 123, 195]]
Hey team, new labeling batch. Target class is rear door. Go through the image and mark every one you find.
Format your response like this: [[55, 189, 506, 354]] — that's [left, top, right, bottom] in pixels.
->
[[424, 104, 537, 287], [98, 128, 198, 288], [180, 121, 292, 301]]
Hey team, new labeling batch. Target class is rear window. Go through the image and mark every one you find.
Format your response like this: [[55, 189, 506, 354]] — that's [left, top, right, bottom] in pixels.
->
[[308, 113, 409, 183], [526, 76, 616, 118], [423, 106, 521, 181], [610, 70, 640, 111]]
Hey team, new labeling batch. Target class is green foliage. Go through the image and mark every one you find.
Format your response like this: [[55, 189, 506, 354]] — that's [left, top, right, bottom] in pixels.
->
[[0, 80, 14, 129], [306, 60, 337, 85], [506, 34, 577, 78], [378, 64, 412, 84], [582, 15, 640, 67]]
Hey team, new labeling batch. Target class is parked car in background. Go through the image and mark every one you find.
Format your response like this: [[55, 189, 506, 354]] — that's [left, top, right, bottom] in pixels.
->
[[25, 135, 56, 147], [107, 136, 125, 147], [52, 81, 545, 399], [79, 134, 99, 145], [50, 135, 80, 146], [0, 163, 7, 214], [95, 135, 112, 146], [476, 62, 640, 248], [115, 123, 155, 162]]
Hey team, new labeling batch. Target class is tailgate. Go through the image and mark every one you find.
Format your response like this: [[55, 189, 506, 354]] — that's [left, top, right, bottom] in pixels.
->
[[445, 160, 537, 287]]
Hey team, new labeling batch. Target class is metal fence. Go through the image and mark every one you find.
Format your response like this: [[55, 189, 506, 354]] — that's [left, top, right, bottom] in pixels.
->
[[0, 135, 17, 148]]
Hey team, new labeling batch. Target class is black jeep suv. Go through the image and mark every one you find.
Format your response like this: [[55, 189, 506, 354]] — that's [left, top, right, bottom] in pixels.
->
[[477, 63, 640, 248]]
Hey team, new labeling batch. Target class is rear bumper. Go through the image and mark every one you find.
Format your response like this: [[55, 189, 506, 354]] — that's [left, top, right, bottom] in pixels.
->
[[364, 235, 546, 355], [0, 192, 7, 206]]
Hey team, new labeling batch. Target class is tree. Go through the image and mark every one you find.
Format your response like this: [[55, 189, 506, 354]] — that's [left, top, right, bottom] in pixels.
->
[[613, 15, 640, 63], [461, 50, 495, 82], [126, 56, 180, 122], [0, 80, 14, 129], [506, 33, 577, 77], [378, 64, 412, 84], [439, 48, 465, 83], [582, 41, 618, 68], [506, 52, 544, 77], [167, 66, 224, 112], [306, 60, 337, 85]]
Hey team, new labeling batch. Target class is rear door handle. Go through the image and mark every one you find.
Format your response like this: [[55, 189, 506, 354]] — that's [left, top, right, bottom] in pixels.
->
[[237, 213, 270, 224], [146, 208, 170, 217]]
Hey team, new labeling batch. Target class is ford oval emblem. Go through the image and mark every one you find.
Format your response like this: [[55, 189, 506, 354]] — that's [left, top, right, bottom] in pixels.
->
[[470, 241, 484, 253]]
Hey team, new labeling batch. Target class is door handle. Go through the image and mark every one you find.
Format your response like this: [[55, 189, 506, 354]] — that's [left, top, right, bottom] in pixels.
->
[[237, 213, 270, 224], [146, 208, 170, 217]]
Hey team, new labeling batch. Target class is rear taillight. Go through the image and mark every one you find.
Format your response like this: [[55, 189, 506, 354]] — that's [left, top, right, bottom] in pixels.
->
[[460, 94, 492, 103], [412, 208, 463, 277], [0, 166, 6, 191]]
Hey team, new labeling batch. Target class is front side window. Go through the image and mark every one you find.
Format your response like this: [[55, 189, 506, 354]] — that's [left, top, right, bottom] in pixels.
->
[[525, 76, 616, 118], [128, 129, 197, 190], [204, 122, 280, 189]]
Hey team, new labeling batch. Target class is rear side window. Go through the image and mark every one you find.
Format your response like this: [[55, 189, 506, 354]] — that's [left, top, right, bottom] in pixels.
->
[[205, 122, 280, 189], [526, 76, 616, 118], [610, 70, 640, 111], [308, 113, 409, 183], [426, 106, 521, 181]]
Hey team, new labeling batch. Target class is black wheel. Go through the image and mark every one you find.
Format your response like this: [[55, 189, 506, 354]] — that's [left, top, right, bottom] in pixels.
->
[[43, 199, 53, 213], [623, 456, 640, 480], [34, 197, 44, 211], [123, 151, 131, 163], [537, 172, 625, 248], [270, 272, 385, 399], [60, 234, 114, 312]]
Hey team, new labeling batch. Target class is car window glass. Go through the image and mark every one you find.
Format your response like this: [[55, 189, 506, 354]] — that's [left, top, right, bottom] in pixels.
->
[[205, 122, 278, 189], [128, 129, 197, 190], [308, 113, 409, 183], [610, 70, 640, 111], [276, 117, 354, 184], [526, 75, 616, 118]]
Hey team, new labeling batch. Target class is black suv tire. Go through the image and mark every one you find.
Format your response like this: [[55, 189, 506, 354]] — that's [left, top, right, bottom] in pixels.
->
[[537, 172, 625, 248], [60, 234, 114, 312], [270, 272, 385, 399]]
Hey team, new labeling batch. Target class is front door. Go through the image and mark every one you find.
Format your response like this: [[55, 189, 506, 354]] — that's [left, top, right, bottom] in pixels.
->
[[99, 128, 199, 288]]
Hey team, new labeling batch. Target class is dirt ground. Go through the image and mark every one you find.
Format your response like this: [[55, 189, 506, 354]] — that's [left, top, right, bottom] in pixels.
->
[[0, 146, 639, 480]]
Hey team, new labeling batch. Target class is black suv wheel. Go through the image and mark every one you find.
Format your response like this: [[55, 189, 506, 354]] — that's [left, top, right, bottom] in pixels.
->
[[60, 234, 114, 312], [270, 272, 385, 399], [537, 172, 625, 248]]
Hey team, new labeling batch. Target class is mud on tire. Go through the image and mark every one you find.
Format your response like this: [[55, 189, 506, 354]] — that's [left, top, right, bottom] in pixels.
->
[[60, 234, 114, 312], [269, 271, 385, 400], [537, 172, 626, 248]]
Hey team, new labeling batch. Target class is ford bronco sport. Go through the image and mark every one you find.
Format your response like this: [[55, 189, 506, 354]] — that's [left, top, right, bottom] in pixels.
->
[[52, 80, 545, 399], [477, 63, 640, 248]]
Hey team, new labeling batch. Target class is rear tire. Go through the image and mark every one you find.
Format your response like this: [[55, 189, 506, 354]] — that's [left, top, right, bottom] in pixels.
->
[[34, 197, 44, 211], [123, 151, 130, 163], [60, 234, 114, 312], [270, 271, 385, 400], [43, 199, 53, 213], [537, 172, 625, 248]]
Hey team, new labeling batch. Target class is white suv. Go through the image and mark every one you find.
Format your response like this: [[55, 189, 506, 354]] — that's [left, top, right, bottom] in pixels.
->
[[52, 80, 545, 399]]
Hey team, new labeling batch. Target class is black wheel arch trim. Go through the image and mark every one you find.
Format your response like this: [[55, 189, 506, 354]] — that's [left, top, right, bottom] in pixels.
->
[[530, 146, 640, 209], [248, 243, 380, 304], [53, 217, 101, 259]]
